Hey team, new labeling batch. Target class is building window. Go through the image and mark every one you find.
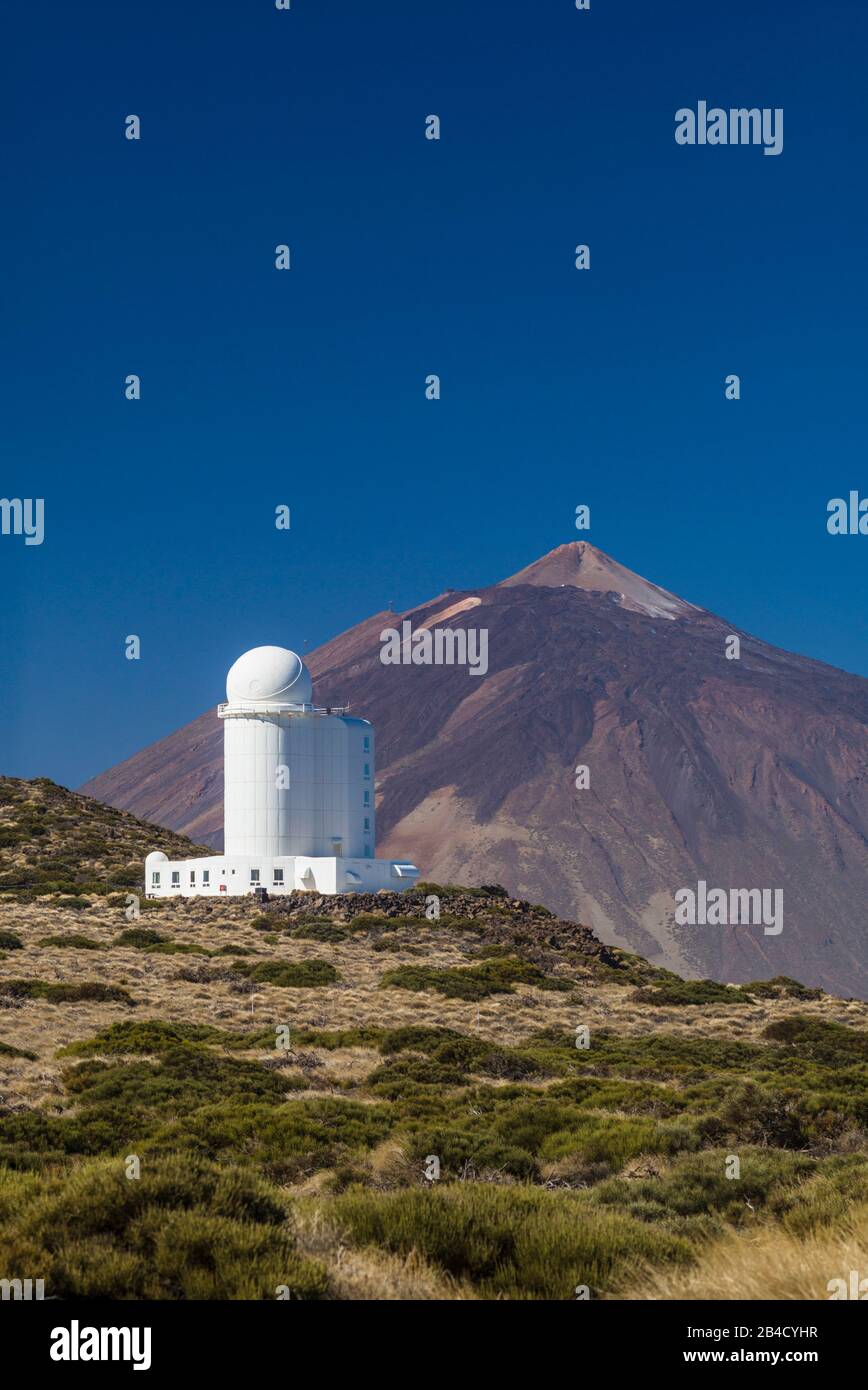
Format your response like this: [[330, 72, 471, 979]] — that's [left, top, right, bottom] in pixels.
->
[[151, 871, 161, 887], [363, 736, 370, 751], [273, 868, 284, 884], [250, 869, 260, 884], [364, 817, 370, 831], [363, 763, 370, 778], [171, 871, 180, 886], [364, 846, 372, 858], [203, 870, 210, 885], [190, 870, 196, 885]]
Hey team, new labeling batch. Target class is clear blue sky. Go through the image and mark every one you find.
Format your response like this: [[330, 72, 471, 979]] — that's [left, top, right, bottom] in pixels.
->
[[2, 0, 866, 788]]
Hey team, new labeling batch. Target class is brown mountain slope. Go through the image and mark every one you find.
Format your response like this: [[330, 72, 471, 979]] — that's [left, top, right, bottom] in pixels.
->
[[80, 543, 868, 998]]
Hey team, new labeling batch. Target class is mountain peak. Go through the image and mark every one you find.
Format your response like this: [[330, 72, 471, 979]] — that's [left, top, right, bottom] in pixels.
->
[[498, 541, 698, 620]]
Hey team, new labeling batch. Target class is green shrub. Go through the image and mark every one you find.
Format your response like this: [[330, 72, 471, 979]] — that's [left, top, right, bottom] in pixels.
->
[[38, 935, 105, 950], [367, 1056, 471, 1095], [347, 912, 396, 932], [632, 979, 753, 1006], [380, 957, 572, 1002], [326, 1184, 691, 1298], [58, 1020, 228, 1058], [699, 1081, 808, 1149], [63, 1047, 302, 1117], [0, 1154, 329, 1299], [289, 1026, 386, 1051], [153, 1096, 393, 1181], [239, 960, 339, 989], [0, 1041, 38, 1060], [593, 1148, 816, 1227], [143, 941, 210, 956], [289, 922, 349, 944], [0, 980, 134, 1005], [762, 1017, 868, 1067], [414, 882, 490, 899], [0, 931, 23, 950], [744, 976, 823, 1001], [115, 927, 169, 948], [770, 1158, 868, 1236]]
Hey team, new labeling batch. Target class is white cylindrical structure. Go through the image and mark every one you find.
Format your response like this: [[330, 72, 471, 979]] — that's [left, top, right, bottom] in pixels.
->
[[220, 646, 374, 860]]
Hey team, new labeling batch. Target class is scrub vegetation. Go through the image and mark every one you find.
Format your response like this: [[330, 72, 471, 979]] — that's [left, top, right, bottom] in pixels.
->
[[0, 778, 867, 1299]]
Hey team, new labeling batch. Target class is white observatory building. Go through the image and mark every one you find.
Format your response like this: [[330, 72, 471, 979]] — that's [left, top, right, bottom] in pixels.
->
[[145, 645, 419, 898]]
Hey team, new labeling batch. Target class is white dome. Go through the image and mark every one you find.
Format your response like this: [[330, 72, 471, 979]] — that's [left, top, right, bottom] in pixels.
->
[[226, 646, 313, 706]]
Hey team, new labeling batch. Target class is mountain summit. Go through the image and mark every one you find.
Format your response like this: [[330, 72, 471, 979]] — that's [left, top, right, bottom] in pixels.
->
[[499, 542, 698, 620], [80, 544, 868, 998]]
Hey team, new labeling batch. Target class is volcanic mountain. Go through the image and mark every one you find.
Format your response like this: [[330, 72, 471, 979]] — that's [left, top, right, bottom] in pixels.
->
[[80, 543, 868, 998]]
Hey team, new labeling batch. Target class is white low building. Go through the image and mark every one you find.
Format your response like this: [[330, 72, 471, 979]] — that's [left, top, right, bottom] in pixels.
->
[[145, 645, 419, 898]]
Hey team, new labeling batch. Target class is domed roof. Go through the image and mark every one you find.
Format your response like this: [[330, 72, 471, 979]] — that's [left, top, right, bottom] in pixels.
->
[[226, 646, 313, 706]]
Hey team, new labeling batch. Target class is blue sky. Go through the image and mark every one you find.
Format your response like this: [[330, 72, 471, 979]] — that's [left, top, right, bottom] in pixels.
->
[[2, 0, 866, 788]]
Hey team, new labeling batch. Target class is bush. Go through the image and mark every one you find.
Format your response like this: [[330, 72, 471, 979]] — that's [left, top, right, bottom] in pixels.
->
[[0, 931, 23, 950], [380, 957, 572, 1001], [38, 935, 105, 950], [0, 1154, 330, 1299], [327, 1184, 692, 1298], [703, 1082, 808, 1149], [0, 1041, 38, 1060], [153, 1096, 393, 1181], [114, 928, 168, 948], [290, 923, 349, 943], [238, 960, 339, 989], [632, 979, 753, 1006], [744, 976, 823, 1001], [347, 913, 397, 932], [762, 1017, 868, 1067], [58, 1020, 229, 1058], [0, 980, 134, 1005]]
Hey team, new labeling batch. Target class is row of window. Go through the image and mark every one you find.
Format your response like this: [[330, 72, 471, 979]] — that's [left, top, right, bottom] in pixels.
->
[[151, 852, 376, 891], [151, 867, 288, 887]]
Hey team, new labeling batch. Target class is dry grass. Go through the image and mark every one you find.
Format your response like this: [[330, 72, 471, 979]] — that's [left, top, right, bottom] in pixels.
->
[[1, 901, 851, 1141], [293, 1207, 475, 1300], [3, 782, 867, 1300], [3, 893, 868, 1113], [616, 1205, 868, 1301]]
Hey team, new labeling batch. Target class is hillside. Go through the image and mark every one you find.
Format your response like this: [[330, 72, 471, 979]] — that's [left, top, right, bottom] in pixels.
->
[[1, 780, 867, 1299], [80, 542, 868, 999], [0, 776, 211, 900]]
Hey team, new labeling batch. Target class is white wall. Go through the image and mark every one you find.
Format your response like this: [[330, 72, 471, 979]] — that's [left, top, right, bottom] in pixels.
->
[[144, 852, 417, 898], [223, 711, 374, 859]]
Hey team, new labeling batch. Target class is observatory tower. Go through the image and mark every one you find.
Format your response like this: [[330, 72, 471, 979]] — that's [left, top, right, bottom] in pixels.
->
[[145, 645, 419, 898]]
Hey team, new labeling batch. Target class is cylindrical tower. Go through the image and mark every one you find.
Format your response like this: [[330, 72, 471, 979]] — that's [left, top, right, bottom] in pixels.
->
[[220, 645, 373, 860]]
